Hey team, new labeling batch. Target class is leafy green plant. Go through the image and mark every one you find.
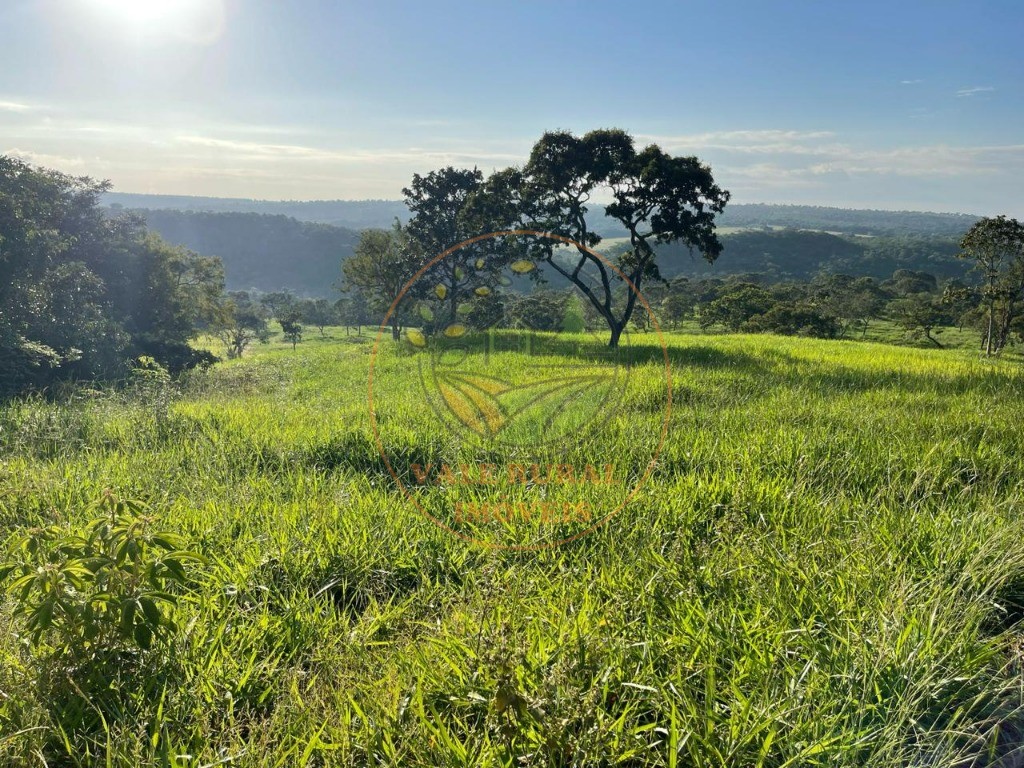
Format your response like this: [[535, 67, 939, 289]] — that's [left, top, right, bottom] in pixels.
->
[[1, 491, 202, 654]]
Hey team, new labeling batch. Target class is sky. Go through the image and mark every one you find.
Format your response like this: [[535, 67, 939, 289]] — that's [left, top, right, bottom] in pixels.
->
[[1, 0, 1022, 214]]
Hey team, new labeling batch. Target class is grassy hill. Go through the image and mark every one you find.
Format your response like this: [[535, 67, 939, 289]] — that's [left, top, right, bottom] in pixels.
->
[[3, 329, 1024, 765]]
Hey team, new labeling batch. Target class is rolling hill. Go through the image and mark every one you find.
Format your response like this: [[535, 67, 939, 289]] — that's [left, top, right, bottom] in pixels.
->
[[114, 199, 976, 296]]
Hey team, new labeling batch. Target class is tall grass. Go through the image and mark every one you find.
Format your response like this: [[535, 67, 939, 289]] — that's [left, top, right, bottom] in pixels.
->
[[2, 330, 1024, 766]]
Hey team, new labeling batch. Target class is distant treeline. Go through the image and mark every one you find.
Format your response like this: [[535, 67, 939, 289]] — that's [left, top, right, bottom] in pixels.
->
[[650, 230, 967, 283], [106, 193, 980, 238], [715, 204, 980, 237], [105, 193, 408, 230]]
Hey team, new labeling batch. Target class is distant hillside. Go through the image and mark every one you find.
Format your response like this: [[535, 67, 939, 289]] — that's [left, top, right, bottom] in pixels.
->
[[105, 193, 408, 231], [715, 204, 979, 238], [130, 209, 359, 296], [105, 193, 980, 239], [119, 207, 973, 298]]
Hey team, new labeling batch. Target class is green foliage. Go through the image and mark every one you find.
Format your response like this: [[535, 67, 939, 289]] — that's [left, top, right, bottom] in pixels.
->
[[889, 294, 950, 347], [958, 215, 1024, 355], [517, 128, 729, 346], [279, 312, 304, 350], [699, 283, 775, 331], [401, 169, 525, 336], [744, 301, 840, 338], [0, 155, 225, 396], [342, 222, 421, 340], [298, 298, 338, 336], [1, 491, 200, 654], [215, 291, 271, 359]]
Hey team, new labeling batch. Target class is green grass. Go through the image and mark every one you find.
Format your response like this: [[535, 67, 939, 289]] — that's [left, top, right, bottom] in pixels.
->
[[3, 328, 1024, 766]]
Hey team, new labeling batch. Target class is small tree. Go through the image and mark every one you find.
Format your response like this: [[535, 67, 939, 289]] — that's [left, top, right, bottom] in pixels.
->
[[216, 292, 270, 359], [699, 283, 774, 332], [959, 216, 1024, 355], [743, 302, 840, 338], [299, 298, 337, 337], [279, 311, 303, 350], [403, 167, 525, 333], [889, 293, 948, 348], [940, 280, 981, 332], [561, 294, 587, 333], [342, 222, 421, 341], [335, 295, 369, 337], [504, 291, 569, 333], [883, 269, 939, 297], [260, 290, 297, 319], [811, 273, 886, 338]]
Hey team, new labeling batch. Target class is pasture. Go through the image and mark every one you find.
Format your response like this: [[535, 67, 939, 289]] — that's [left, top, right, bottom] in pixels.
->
[[2, 329, 1024, 766]]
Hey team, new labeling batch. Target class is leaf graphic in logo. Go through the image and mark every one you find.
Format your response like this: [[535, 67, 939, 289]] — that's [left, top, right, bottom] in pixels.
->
[[436, 373, 510, 436], [499, 374, 612, 437], [443, 323, 467, 338], [431, 369, 610, 441], [407, 329, 427, 348], [474, 286, 492, 297], [435, 284, 448, 300], [510, 260, 536, 274], [456, 303, 474, 316], [475, 258, 486, 269], [418, 304, 434, 322]]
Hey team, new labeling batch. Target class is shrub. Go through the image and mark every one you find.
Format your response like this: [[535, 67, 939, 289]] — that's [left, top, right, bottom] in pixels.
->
[[1, 491, 202, 655]]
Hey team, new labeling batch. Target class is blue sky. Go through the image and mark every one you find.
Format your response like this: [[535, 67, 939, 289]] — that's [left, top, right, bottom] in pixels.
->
[[1, 0, 1021, 213]]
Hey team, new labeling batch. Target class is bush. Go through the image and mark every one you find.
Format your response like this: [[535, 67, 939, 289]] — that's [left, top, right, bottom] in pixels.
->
[[1, 491, 202, 655]]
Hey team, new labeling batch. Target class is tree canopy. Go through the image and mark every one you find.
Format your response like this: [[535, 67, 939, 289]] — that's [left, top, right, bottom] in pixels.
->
[[0, 155, 224, 396], [517, 129, 730, 346]]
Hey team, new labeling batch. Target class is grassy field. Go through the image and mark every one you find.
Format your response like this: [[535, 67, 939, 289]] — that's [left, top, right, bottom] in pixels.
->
[[3, 328, 1024, 766]]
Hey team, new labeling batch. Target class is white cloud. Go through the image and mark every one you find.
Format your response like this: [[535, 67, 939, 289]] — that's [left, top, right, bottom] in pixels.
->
[[956, 86, 995, 97], [4, 147, 89, 168], [900, 79, 924, 85], [174, 135, 524, 165], [0, 100, 32, 113]]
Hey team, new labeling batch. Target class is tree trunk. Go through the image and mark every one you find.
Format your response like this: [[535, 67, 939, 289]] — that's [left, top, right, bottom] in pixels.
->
[[608, 323, 623, 348], [392, 323, 401, 341], [924, 329, 943, 348], [985, 284, 995, 356]]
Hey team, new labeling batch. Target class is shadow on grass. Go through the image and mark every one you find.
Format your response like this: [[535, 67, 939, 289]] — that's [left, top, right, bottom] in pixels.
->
[[515, 331, 1024, 400]]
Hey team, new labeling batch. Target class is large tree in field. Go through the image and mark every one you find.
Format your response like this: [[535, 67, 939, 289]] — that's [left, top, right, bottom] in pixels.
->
[[958, 216, 1024, 356], [517, 129, 730, 347], [402, 167, 524, 332], [342, 221, 420, 340]]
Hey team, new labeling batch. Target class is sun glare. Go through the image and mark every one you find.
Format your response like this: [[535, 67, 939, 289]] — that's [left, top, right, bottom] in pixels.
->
[[86, 0, 226, 43]]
